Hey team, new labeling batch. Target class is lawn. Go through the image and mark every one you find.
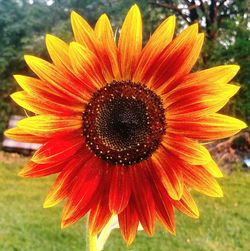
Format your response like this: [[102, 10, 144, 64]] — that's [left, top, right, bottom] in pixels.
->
[[1, 154, 250, 251]]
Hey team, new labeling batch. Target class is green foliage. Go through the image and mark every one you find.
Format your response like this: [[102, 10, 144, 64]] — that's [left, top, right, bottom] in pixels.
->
[[204, 13, 250, 122], [223, 15, 250, 111]]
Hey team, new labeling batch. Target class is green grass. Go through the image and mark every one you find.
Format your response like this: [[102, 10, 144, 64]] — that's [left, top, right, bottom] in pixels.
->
[[1, 158, 250, 251]]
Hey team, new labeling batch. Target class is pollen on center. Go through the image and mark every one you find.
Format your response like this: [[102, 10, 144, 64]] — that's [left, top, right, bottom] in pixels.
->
[[82, 81, 166, 166]]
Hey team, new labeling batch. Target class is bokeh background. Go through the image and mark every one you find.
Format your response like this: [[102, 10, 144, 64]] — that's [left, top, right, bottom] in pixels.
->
[[0, 1, 249, 251]]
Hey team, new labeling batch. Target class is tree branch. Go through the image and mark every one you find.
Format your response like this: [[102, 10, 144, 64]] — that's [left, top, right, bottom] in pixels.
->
[[149, 1, 191, 24], [199, 0, 210, 21], [218, 0, 227, 9], [186, 0, 199, 23]]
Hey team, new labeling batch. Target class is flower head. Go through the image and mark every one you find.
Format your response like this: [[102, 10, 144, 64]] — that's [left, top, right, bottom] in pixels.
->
[[5, 4, 246, 245]]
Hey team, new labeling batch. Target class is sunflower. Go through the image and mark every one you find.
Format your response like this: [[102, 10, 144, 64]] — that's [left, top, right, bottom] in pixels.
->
[[5, 4, 246, 246]]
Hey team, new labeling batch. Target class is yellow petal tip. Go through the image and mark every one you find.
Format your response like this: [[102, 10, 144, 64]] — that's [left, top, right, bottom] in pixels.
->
[[43, 195, 59, 208], [130, 4, 140, 15], [45, 33, 52, 39], [132, 3, 139, 9], [24, 54, 32, 61], [193, 208, 200, 219], [190, 22, 199, 33], [4, 128, 21, 141], [45, 33, 57, 44], [61, 219, 71, 229], [99, 13, 108, 20], [168, 15, 176, 23], [30, 152, 42, 163], [13, 74, 22, 82], [241, 121, 248, 129], [217, 172, 224, 178], [61, 222, 67, 229], [229, 65, 240, 74], [10, 92, 17, 101], [18, 169, 26, 177], [218, 192, 224, 198], [70, 10, 82, 23], [71, 10, 78, 18], [171, 228, 177, 236], [171, 191, 183, 201], [198, 32, 205, 40], [3, 129, 11, 138], [24, 55, 38, 66], [43, 199, 53, 208], [216, 187, 224, 197], [234, 119, 248, 130]]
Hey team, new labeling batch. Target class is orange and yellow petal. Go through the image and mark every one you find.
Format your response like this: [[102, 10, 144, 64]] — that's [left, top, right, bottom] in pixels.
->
[[201, 159, 223, 178], [154, 192, 176, 235], [45, 34, 72, 73], [149, 171, 176, 234], [17, 115, 82, 138], [44, 150, 92, 208], [164, 83, 240, 118], [182, 163, 223, 197], [18, 160, 64, 178], [61, 157, 104, 228], [13, 75, 87, 108], [24, 55, 89, 102], [46, 34, 96, 93], [129, 163, 155, 236], [163, 65, 240, 106], [71, 11, 99, 53], [4, 127, 46, 144], [133, 15, 176, 82], [72, 12, 121, 83], [142, 24, 199, 90], [179, 65, 240, 85], [88, 170, 112, 235], [69, 42, 106, 89], [11, 91, 82, 115], [109, 166, 131, 214], [95, 14, 121, 81], [161, 33, 204, 93], [172, 186, 199, 219], [151, 150, 183, 200], [89, 199, 113, 236], [162, 134, 212, 165], [168, 113, 247, 140], [118, 197, 139, 245], [31, 136, 84, 164], [118, 5, 142, 80]]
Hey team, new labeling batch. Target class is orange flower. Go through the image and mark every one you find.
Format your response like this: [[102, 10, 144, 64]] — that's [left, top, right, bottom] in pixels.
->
[[5, 4, 246, 245]]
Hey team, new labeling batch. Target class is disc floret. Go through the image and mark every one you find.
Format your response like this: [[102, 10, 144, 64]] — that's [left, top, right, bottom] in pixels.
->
[[83, 81, 166, 165]]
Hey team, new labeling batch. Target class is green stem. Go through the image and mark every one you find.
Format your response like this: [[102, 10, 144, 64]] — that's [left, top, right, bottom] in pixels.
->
[[86, 215, 117, 251], [96, 215, 116, 250], [88, 232, 98, 251]]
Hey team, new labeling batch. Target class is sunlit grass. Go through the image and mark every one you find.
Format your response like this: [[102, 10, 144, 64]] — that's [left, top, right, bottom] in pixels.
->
[[1, 157, 250, 251]]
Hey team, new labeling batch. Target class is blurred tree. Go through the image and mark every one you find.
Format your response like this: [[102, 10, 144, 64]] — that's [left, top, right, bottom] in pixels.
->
[[0, 0, 249, 142], [0, 0, 30, 138], [219, 15, 250, 121], [0, 0, 68, 140], [149, 0, 247, 40]]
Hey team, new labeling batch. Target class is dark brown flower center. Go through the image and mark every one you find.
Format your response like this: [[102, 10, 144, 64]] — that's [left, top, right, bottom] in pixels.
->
[[82, 81, 166, 166]]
